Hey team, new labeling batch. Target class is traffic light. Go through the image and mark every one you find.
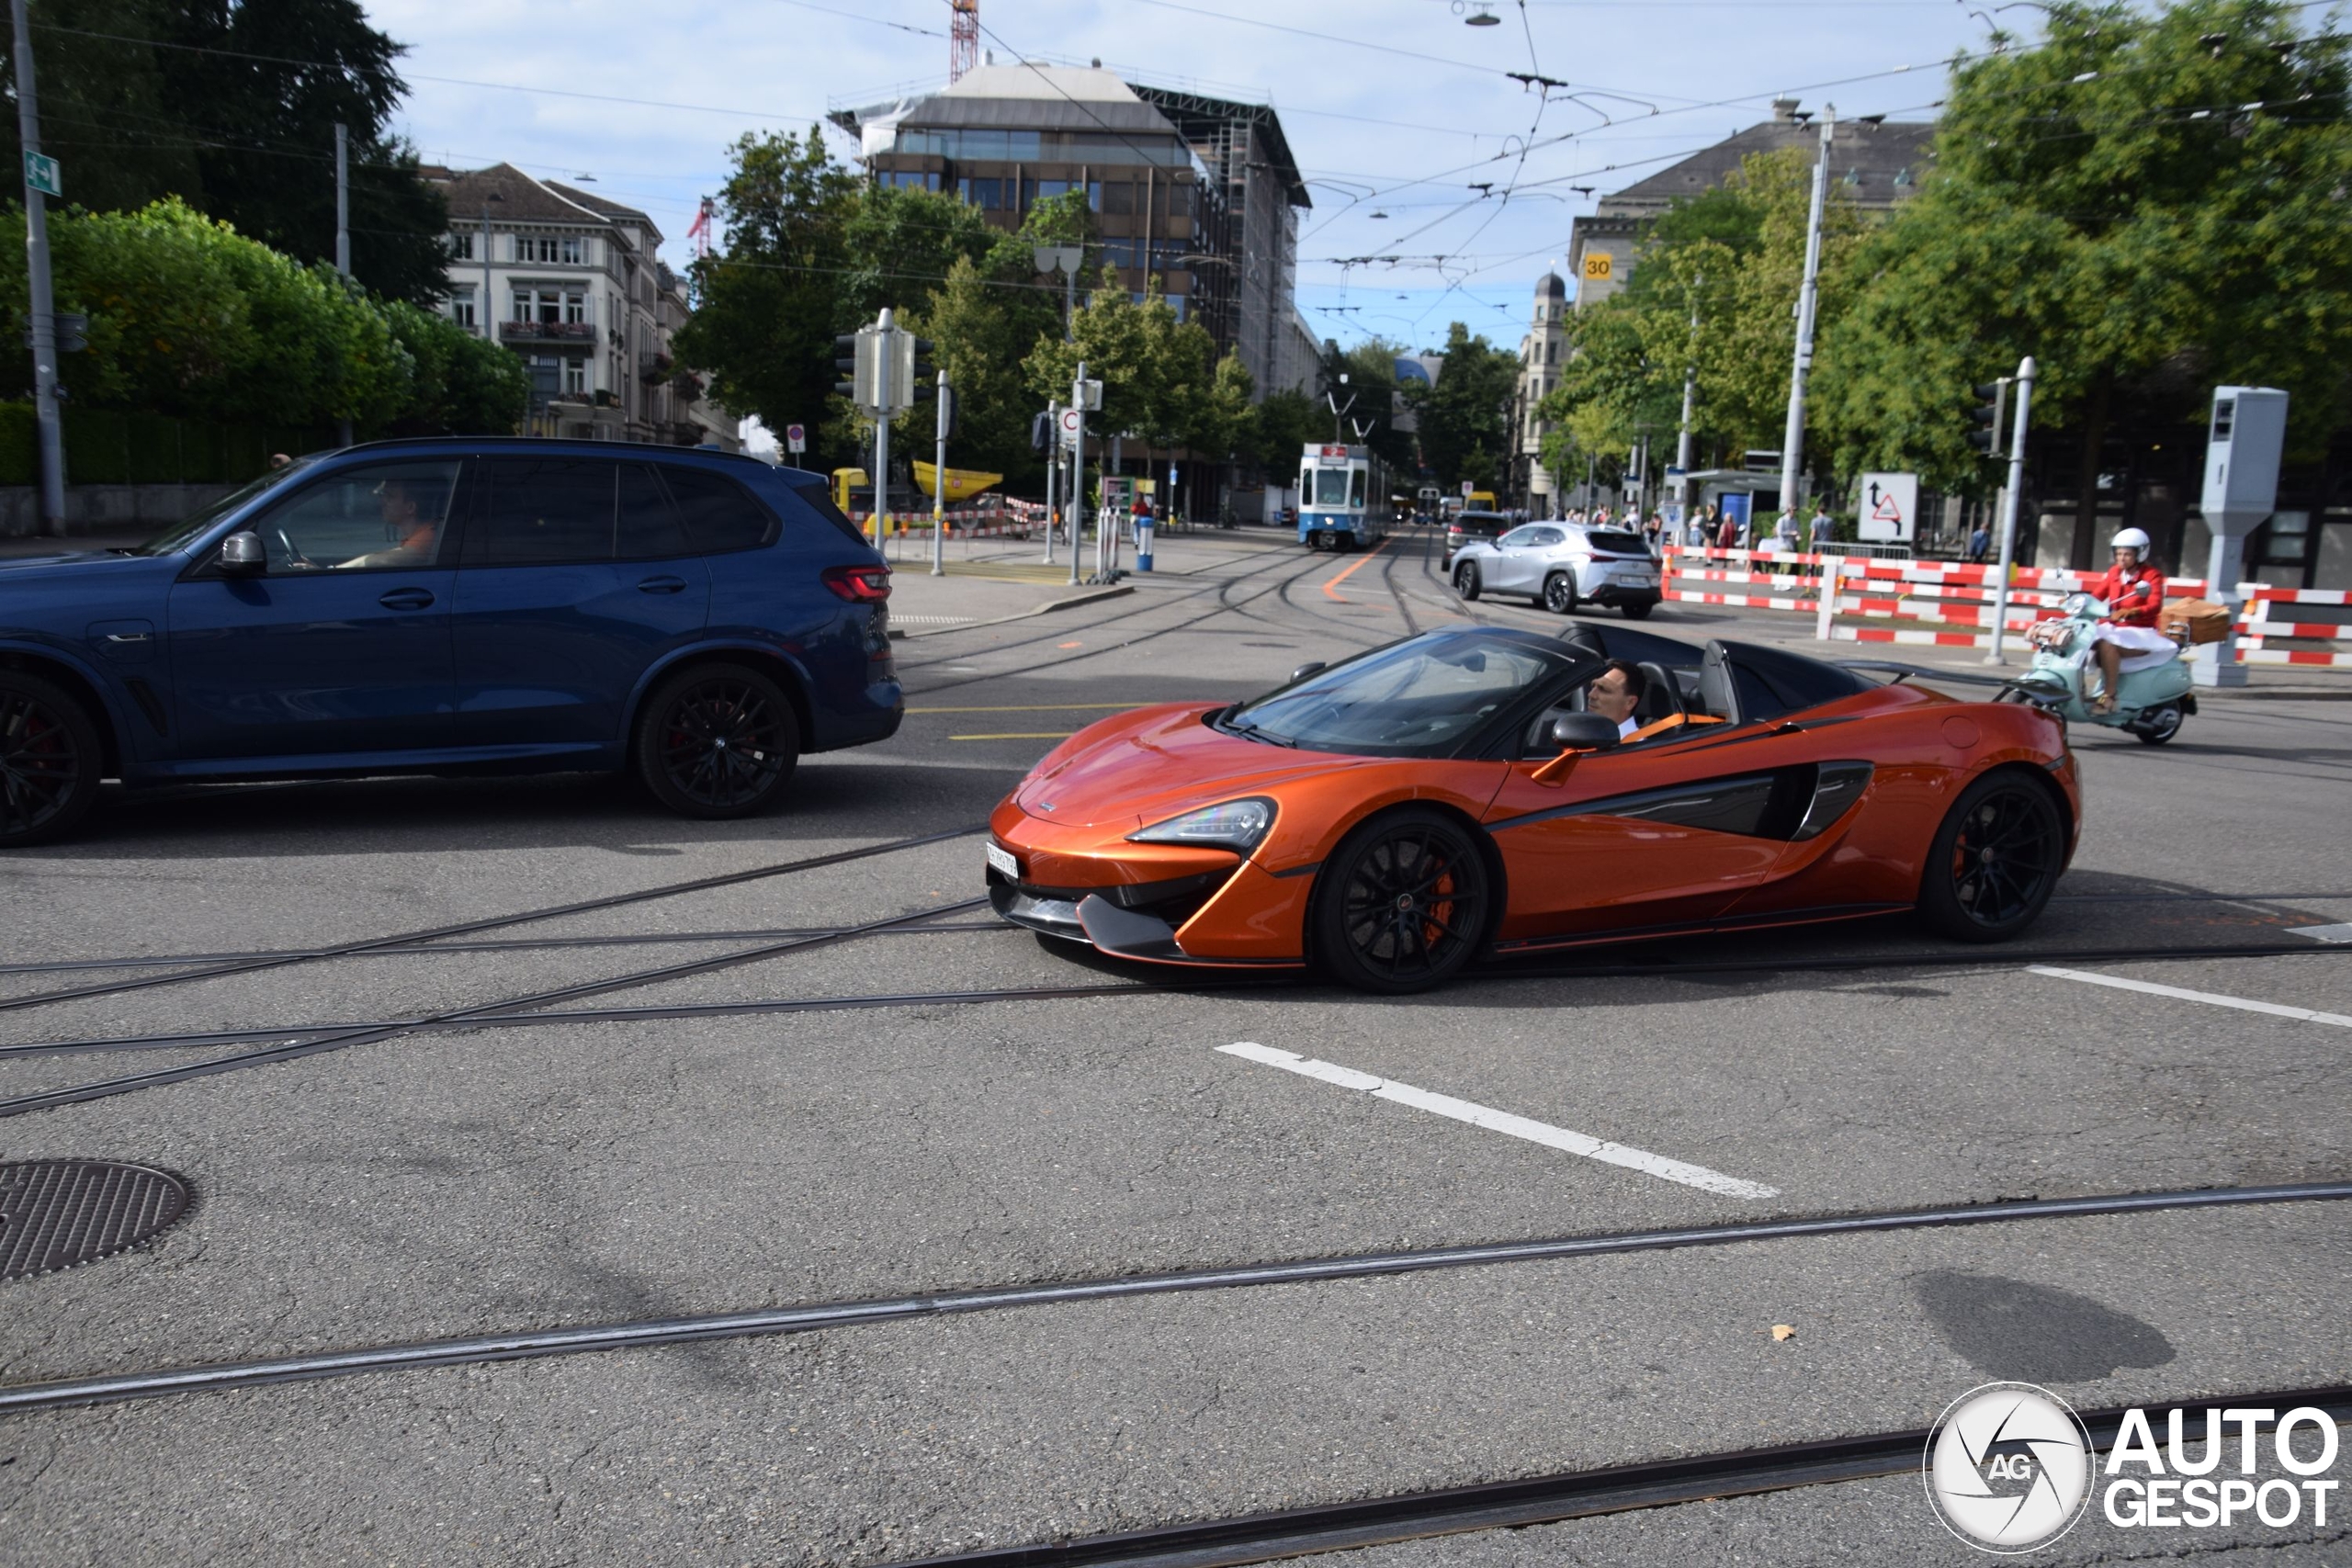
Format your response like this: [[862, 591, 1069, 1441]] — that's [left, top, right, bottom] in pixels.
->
[[1967, 378, 2009, 458], [834, 333, 860, 401], [1031, 409, 1052, 455], [910, 337, 937, 385]]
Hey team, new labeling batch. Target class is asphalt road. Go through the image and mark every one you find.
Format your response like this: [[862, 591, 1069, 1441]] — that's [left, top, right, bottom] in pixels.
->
[[2, 525, 2347, 1567]]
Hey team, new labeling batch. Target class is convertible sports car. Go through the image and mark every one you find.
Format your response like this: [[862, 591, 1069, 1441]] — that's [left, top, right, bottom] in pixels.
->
[[985, 624, 2079, 992]]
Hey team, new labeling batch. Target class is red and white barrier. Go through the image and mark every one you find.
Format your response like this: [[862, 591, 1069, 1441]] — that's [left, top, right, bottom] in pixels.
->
[[2239, 585, 2352, 667]]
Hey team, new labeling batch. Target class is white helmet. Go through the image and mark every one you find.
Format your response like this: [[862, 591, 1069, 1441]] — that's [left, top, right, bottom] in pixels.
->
[[2110, 527, 2151, 554]]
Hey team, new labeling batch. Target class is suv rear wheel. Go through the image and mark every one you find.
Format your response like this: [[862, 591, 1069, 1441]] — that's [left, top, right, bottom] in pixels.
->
[[634, 662, 799, 818], [0, 670, 103, 848]]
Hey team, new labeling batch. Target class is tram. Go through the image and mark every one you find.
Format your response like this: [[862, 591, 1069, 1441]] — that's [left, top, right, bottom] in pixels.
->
[[1295, 443, 1396, 551]]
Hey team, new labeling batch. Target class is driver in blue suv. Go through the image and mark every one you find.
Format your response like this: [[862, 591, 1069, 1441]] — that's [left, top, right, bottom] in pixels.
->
[[335, 477, 446, 570]]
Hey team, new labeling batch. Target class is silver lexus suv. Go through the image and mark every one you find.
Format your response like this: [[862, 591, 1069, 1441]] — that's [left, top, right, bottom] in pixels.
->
[[1448, 522, 1662, 618]]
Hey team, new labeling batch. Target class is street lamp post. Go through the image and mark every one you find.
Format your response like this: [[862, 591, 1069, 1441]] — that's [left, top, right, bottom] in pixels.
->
[[11, 0, 66, 532]]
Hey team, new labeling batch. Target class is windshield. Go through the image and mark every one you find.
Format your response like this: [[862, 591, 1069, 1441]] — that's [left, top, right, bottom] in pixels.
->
[[1224, 633, 1579, 757], [1314, 468, 1351, 507], [124, 460, 317, 555]]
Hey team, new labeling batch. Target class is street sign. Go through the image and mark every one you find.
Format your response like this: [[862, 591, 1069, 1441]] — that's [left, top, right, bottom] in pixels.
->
[[23, 152, 60, 198], [784, 423, 806, 454], [1459, 479, 1474, 498], [1076, 379, 1103, 412], [1859, 471, 1918, 544]]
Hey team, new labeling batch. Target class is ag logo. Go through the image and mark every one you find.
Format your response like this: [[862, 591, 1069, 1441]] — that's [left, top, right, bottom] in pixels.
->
[[1924, 1382, 2094, 1552]]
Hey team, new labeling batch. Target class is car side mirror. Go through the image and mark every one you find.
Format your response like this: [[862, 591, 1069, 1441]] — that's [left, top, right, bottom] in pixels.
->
[[217, 532, 265, 575], [1290, 661, 1327, 683], [1544, 713, 1620, 752]]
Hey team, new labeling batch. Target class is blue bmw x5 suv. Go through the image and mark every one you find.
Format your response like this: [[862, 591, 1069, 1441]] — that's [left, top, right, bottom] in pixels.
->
[[0, 438, 901, 845]]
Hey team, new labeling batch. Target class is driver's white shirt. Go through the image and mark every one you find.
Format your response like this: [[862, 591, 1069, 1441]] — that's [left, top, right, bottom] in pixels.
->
[[1618, 716, 1639, 740]]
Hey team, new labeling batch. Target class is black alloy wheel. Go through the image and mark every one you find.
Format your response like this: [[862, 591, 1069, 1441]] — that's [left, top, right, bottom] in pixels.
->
[[2132, 704, 2183, 745], [0, 671, 102, 848], [1917, 772, 2064, 942], [1453, 560, 1482, 601], [634, 663, 800, 819], [1314, 808, 1491, 993], [1543, 572, 1577, 615]]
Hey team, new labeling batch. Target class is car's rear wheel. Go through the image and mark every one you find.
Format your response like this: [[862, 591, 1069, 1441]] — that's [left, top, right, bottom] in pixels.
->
[[0, 670, 103, 849], [1453, 560, 1481, 601], [634, 662, 799, 819], [1543, 572, 1577, 615], [1917, 771, 2064, 942], [1312, 808, 1490, 994]]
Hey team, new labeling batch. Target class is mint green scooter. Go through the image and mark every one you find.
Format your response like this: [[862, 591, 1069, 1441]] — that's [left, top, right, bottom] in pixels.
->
[[2002, 592, 2196, 745]]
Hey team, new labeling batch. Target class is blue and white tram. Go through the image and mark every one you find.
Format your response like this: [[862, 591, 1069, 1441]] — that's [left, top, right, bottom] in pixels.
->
[[1295, 443, 1394, 551]]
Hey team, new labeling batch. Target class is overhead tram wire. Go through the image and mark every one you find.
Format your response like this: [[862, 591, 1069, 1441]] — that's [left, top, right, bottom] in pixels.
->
[[4, 1182, 2346, 1415]]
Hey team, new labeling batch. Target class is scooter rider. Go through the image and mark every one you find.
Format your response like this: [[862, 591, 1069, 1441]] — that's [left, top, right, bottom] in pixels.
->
[[2075, 527, 2175, 714]]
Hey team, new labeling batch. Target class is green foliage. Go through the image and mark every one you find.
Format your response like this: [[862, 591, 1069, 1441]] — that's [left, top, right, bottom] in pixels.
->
[[910, 254, 1038, 484], [839, 184, 1001, 326], [0, 197, 523, 436], [1814, 0, 2352, 489], [1, 0, 454, 305], [1023, 270, 1228, 453], [1246, 388, 1320, 473], [1408, 323, 1517, 487]]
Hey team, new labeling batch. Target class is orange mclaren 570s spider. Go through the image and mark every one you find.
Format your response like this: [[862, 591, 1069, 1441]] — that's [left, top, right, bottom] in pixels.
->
[[985, 622, 2079, 993]]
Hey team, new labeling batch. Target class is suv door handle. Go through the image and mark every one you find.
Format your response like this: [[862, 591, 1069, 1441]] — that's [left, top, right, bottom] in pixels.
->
[[378, 588, 435, 610], [636, 575, 688, 594]]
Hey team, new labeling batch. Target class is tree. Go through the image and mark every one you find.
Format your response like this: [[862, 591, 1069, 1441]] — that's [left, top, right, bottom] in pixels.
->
[[674, 128, 857, 462], [1813, 0, 2352, 555], [1247, 388, 1319, 474], [1, 0, 454, 305], [1408, 323, 1516, 488], [1023, 271, 1215, 456], [838, 182, 1000, 325], [910, 254, 1035, 483]]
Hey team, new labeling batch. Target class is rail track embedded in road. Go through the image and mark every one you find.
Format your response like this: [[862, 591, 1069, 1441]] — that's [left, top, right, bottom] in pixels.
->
[[3, 1181, 2344, 1416]]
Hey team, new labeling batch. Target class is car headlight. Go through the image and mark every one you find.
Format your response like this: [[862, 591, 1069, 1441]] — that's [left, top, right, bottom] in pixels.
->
[[1127, 797, 1275, 852]]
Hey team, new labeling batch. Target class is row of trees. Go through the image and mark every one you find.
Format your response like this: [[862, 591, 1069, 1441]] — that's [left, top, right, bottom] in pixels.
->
[[1541, 0, 2352, 530], [0, 198, 525, 434]]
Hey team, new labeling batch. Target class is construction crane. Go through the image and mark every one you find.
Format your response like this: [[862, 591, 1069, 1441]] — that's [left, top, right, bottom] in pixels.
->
[[950, 0, 978, 81]]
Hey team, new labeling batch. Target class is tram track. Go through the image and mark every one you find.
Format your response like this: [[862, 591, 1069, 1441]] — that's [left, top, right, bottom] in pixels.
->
[[0, 824, 986, 1017], [3, 1179, 2345, 1416], [5, 937, 2340, 1080]]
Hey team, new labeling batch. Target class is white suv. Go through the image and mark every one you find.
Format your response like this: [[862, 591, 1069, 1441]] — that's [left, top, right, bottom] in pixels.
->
[[1448, 522, 1661, 618]]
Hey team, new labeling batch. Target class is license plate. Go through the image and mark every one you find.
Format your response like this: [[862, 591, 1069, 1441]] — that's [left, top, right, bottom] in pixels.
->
[[985, 841, 1019, 880]]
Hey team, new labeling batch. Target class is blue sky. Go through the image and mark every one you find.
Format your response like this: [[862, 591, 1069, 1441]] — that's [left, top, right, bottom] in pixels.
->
[[374, 0, 2007, 353]]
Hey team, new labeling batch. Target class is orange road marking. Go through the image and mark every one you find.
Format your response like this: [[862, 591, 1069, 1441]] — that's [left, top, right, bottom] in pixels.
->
[[1321, 536, 1395, 602]]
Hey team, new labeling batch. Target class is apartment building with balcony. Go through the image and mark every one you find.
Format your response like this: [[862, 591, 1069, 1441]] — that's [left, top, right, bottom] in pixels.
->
[[422, 164, 738, 450]]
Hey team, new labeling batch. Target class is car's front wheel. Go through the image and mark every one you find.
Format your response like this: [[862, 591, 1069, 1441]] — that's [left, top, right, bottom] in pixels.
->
[[634, 662, 800, 818], [1542, 572, 1577, 615], [1312, 807, 1491, 994], [0, 670, 103, 848], [1917, 770, 2064, 942], [1453, 560, 1481, 601]]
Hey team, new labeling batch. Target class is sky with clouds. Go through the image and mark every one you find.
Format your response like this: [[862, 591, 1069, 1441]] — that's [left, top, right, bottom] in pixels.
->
[[372, 0, 2006, 354]]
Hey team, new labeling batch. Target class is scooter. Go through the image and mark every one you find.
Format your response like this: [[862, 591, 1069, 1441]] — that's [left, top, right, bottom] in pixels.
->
[[2001, 592, 2196, 744]]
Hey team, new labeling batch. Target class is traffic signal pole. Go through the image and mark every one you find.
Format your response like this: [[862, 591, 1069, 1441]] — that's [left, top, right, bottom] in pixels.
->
[[1068, 361, 1087, 589], [1776, 107, 1834, 521], [1985, 355, 2036, 666], [871, 309, 894, 553], [1043, 399, 1059, 567], [932, 367, 949, 578], [12, 0, 66, 534]]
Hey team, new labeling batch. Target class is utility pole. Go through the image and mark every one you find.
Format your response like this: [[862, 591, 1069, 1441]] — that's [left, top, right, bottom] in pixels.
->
[[334, 123, 353, 446], [1777, 105, 1835, 521], [479, 199, 498, 341], [1984, 355, 2036, 666], [932, 367, 949, 578], [12, 0, 65, 533], [1675, 274, 1700, 507], [1043, 399, 1060, 567], [872, 308, 896, 553], [1068, 359, 1088, 588]]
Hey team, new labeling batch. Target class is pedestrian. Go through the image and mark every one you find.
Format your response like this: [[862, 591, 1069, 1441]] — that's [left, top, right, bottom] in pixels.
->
[[1771, 507, 1800, 555], [1684, 512, 1706, 549], [1716, 507, 1739, 551], [1967, 519, 1991, 564]]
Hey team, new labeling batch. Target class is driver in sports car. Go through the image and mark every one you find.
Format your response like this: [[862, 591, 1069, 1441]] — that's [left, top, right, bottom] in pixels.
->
[[1584, 660, 1646, 741]]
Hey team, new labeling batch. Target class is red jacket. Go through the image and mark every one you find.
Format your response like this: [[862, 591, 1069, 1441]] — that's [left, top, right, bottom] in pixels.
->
[[2096, 563, 2165, 627]]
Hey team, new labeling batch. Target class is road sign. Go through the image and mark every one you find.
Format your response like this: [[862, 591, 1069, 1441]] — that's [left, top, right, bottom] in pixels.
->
[[1076, 378, 1103, 412], [23, 152, 60, 198], [784, 423, 806, 454], [1859, 471, 1918, 544], [1460, 479, 1474, 498]]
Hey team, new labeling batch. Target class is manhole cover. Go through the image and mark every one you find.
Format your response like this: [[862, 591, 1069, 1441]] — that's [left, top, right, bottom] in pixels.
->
[[0, 1160, 191, 1280]]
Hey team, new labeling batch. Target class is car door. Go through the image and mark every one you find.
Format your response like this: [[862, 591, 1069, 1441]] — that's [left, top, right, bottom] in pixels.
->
[[164, 458, 463, 761], [1481, 730, 1798, 949], [1487, 525, 1542, 593], [451, 455, 713, 756]]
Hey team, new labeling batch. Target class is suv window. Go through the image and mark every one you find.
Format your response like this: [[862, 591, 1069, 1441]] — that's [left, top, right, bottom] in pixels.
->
[[616, 464, 686, 558], [662, 466, 778, 554], [253, 460, 463, 572], [472, 457, 617, 566]]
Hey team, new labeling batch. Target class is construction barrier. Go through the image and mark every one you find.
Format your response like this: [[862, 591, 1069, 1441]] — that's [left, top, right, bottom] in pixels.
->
[[2238, 585, 2352, 668]]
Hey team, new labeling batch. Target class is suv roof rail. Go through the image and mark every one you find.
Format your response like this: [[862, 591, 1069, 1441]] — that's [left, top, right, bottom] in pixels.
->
[[330, 434, 779, 470]]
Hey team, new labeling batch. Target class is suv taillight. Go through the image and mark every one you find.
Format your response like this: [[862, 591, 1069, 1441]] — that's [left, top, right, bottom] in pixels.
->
[[823, 565, 892, 603]]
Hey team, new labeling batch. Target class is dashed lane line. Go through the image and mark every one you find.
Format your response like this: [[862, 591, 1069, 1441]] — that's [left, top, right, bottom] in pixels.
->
[[2028, 965, 2352, 1027], [1216, 1043, 1779, 1200]]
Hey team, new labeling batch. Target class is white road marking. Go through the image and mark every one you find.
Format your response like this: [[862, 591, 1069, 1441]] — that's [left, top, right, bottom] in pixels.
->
[[1216, 1043, 1779, 1200], [2028, 966, 2352, 1027], [2290, 923, 2352, 944]]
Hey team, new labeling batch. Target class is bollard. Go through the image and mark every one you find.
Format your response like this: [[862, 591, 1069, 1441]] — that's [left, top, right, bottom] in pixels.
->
[[1136, 519, 1154, 571]]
